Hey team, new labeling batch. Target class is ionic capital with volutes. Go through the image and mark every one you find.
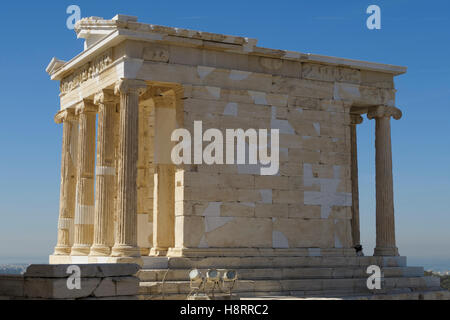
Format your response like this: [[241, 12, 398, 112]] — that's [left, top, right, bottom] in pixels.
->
[[54, 108, 76, 124], [367, 105, 402, 120], [75, 99, 97, 115], [114, 78, 147, 96], [94, 89, 119, 105], [350, 114, 364, 125]]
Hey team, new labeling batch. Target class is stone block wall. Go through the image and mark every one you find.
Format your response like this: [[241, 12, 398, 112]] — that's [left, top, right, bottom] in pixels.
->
[[110, 39, 397, 254], [0, 264, 139, 300], [119, 40, 397, 253]]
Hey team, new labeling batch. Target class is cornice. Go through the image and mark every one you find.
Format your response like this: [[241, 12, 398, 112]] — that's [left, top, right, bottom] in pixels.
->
[[47, 15, 407, 81]]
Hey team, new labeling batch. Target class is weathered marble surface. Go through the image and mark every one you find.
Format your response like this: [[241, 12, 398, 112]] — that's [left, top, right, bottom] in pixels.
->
[[0, 264, 139, 300]]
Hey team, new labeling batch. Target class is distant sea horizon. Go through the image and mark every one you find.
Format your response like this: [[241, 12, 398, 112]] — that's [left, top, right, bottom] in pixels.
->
[[0, 256, 47, 265], [408, 257, 450, 273]]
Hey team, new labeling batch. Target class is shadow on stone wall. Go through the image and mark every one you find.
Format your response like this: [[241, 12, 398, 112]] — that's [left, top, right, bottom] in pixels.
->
[[0, 264, 139, 300]]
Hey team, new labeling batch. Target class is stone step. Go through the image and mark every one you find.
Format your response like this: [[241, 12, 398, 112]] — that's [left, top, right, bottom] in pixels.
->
[[238, 287, 424, 298], [140, 288, 450, 300], [142, 256, 407, 269], [140, 287, 449, 301], [139, 290, 364, 300], [240, 288, 449, 300], [137, 266, 424, 282], [138, 276, 440, 296], [343, 290, 450, 300]]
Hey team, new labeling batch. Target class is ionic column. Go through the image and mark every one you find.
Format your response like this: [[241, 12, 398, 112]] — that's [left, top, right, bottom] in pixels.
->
[[90, 90, 118, 256], [350, 114, 363, 247], [111, 79, 147, 258], [367, 105, 402, 256], [71, 100, 97, 256], [54, 108, 78, 255]]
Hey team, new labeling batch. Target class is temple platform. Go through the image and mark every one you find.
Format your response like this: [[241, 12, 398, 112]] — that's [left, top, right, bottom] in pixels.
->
[[136, 256, 446, 300]]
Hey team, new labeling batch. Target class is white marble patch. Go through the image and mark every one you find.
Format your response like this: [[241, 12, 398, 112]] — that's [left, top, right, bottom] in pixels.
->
[[95, 257, 110, 263], [334, 233, 343, 248], [223, 102, 238, 116], [205, 217, 234, 233], [197, 66, 215, 79], [313, 122, 320, 135], [71, 256, 89, 264], [201, 202, 234, 234], [198, 235, 209, 248], [229, 70, 251, 81], [74, 204, 95, 225], [271, 106, 295, 135], [271, 119, 295, 135], [259, 189, 272, 204], [202, 202, 222, 217], [248, 91, 267, 105], [334, 219, 343, 249], [206, 86, 221, 99], [308, 248, 322, 257], [279, 148, 288, 158], [303, 164, 352, 219], [273, 231, 289, 248]]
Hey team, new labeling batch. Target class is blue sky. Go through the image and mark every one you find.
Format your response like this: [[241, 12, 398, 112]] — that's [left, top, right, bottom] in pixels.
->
[[0, 1, 449, 265]]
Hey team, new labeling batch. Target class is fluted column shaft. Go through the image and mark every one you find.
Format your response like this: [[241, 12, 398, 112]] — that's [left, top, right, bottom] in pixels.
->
[[111, 79, 147, 257], [71, 101, 97, 256], [54, 109, 78, 255], [368, 105, 402, 256], [350, 114, 363, 247], [91, 90, 118, 256]]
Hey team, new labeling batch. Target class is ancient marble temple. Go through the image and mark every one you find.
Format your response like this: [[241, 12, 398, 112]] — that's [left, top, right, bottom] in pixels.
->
[[46, 14, 405, 267]]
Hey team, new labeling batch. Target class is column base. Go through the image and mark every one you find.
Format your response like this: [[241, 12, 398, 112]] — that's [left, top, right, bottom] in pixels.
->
[[49, 254, 143, 266], [149, 247, 169, 256], [70, 245, 91, 256], [167, 247, 357, 257], [89, 244, 112, 256], [374, 246, 399, 256], [53, 246, 71, 255], [111, 245, 141, 257]]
